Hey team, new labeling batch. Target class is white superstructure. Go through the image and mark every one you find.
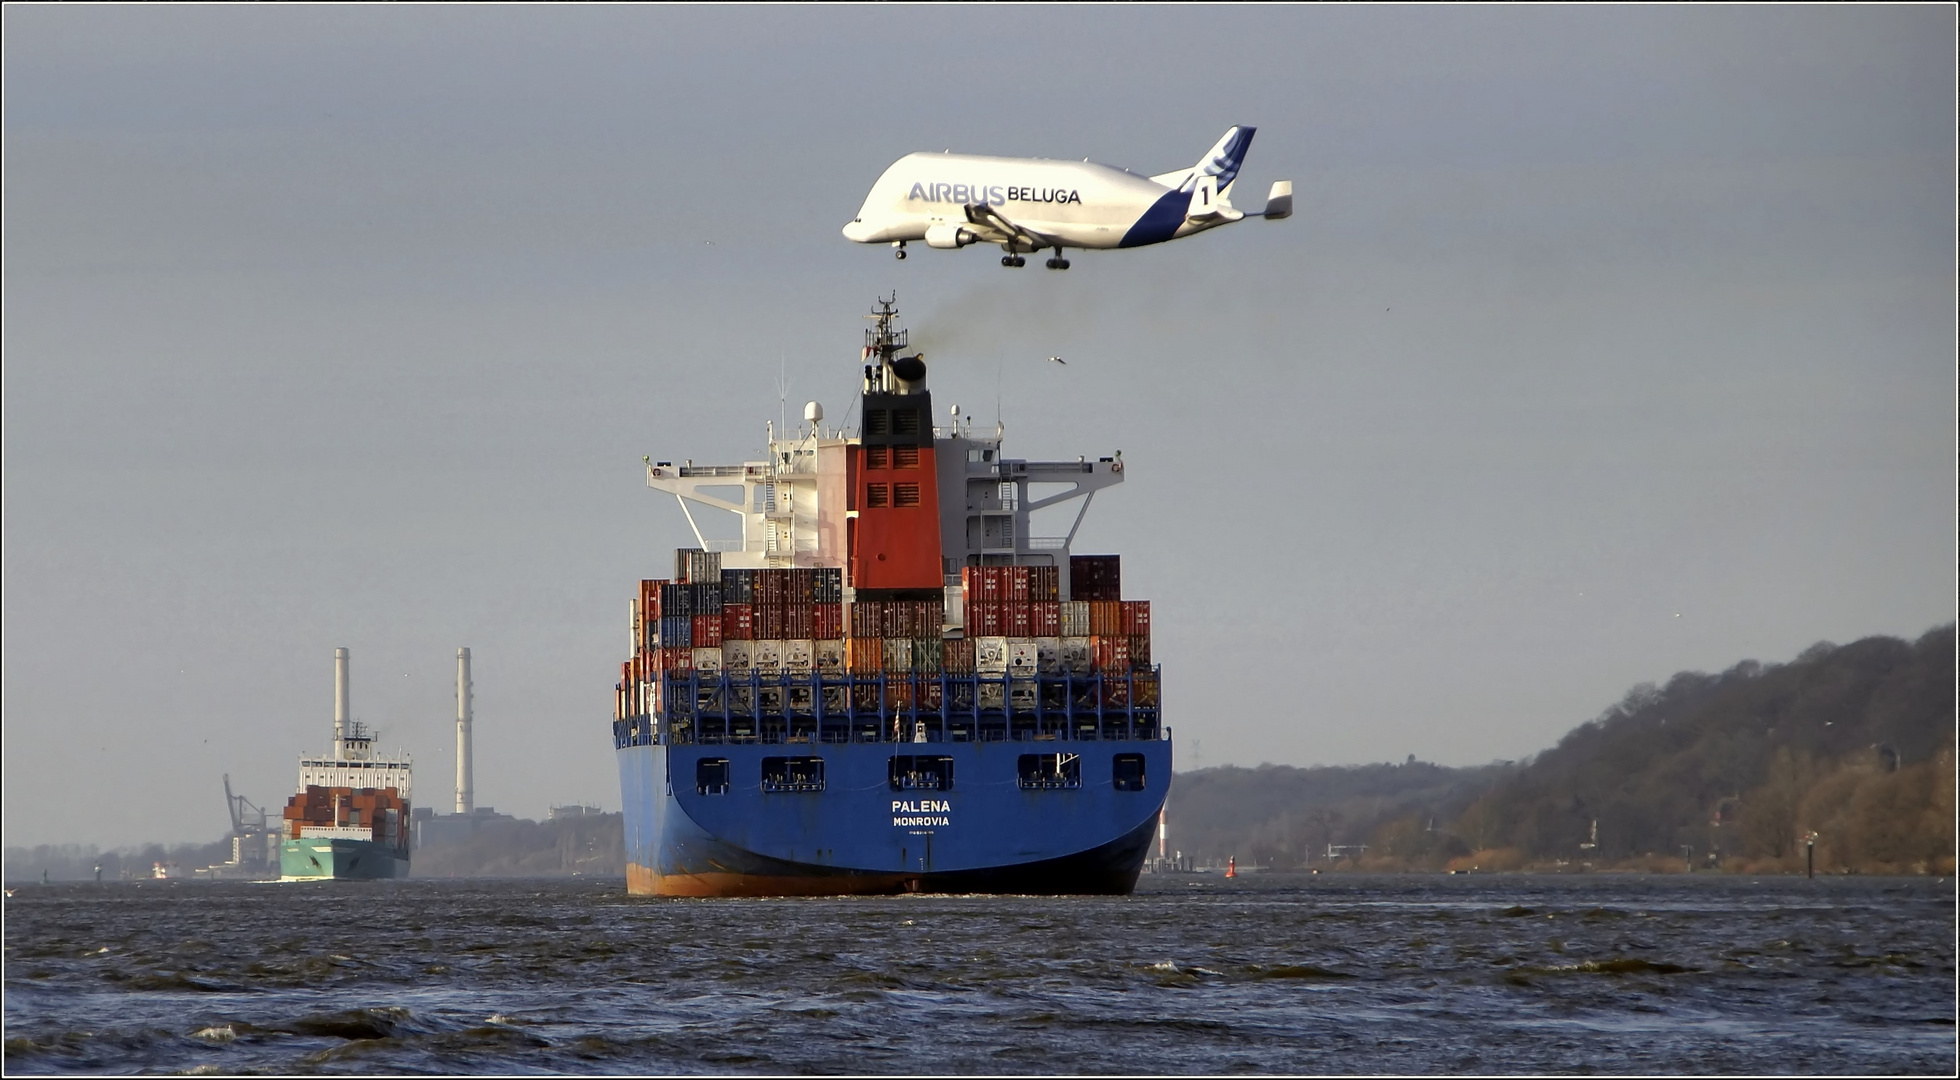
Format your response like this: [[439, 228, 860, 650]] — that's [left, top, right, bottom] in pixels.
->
[[296, 647, 413, 798]]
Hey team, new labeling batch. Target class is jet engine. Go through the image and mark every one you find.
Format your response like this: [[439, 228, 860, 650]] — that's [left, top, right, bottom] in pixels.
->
[[924, 223, 980, 249]]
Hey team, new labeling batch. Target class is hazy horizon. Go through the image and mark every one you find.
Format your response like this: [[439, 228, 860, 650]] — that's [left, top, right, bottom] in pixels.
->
[[5, 6, 1953, 848]]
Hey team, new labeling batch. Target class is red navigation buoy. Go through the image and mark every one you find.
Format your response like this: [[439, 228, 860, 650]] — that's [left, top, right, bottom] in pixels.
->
[[1225, 856, 1237, 879]]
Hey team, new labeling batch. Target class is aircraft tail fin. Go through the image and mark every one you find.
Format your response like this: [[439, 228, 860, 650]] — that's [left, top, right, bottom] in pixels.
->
[[1150, 125, 1257, 193]]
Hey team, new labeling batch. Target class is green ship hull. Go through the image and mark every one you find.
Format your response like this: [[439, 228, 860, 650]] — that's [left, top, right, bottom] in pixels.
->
[[279, 837, 408, 881]]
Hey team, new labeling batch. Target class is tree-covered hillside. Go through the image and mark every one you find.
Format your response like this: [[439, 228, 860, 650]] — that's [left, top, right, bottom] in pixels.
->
[[1168, 625, 1954, 874]]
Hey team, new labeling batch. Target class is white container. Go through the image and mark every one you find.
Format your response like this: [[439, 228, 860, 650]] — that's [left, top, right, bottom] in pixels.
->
[[1007, 640, 1040, 678], [1060, 601, 1091, 637], [722, 639, 754, 673], [692, 647, 724, 674], [815, 639, 846, 675], [1061, 637, 1093, 673], [1008, 680, 1038, 711], [1035, 637, 1063, 675], [975, 636, 1009, 674], [978, 680, 1006, 709], [753, 639, 784, 674], [944, 585, 965, 629], [785, 639, 815, 675], [883, 637, 914, 674]]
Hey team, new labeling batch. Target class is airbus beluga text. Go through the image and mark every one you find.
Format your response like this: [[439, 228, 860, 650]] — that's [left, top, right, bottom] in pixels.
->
[[842, 126, 1292, 269]]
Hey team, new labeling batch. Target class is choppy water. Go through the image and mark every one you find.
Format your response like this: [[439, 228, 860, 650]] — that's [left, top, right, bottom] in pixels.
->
[[4, 873, 1953, 1074]]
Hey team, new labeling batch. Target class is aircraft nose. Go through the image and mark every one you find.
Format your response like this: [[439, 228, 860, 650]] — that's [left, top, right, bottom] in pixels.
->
[[842, 220, 874, 242]]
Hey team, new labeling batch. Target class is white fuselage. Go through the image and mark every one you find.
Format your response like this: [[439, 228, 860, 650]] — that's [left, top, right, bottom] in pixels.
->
[[843, 153, 1229, 251]]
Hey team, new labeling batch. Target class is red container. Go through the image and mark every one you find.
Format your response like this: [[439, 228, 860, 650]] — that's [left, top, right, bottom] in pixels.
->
[[914, 598, 942, 634], [943, 637, 976, 674], [755, 603, 784, 640], [814, 602, 844, 640], [882, 602, 913, 639], [978, 565, 1005, 601], [1031, 600, 1061, 637], [851, 600, 882, 639], [1128, 634, 1152, 669], [722, 603, 754, 640], [692, 613, 723, 648], [784, 602, 815, 641], [758, 569, 786, 606], [1092, 635, 1130, 672], [1004, 601, 1031, 638], [1008, 566, 1030, 602], [1121, 600, 1151, 637], [789, 567, 814, 603], [918, 681, 944, 711], [660, 647, 693, 672]]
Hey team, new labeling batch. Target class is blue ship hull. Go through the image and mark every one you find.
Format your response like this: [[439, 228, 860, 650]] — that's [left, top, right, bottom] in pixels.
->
[[618, 739, 1170, 896]]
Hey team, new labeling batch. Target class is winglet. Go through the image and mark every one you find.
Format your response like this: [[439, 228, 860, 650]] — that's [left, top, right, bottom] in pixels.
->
[[1262, 180, 1293, 220]]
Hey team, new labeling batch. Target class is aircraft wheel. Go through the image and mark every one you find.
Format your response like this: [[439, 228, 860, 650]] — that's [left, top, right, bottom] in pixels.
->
[[895, 249, 907, 260], [1044, 258, 1060, 270], [1057, 258, 1070, 270], [1002, 256, 1015, 267]]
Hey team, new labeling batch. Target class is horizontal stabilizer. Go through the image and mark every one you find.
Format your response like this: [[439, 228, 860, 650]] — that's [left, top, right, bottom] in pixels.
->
[[1262, 180, 1293, 220]]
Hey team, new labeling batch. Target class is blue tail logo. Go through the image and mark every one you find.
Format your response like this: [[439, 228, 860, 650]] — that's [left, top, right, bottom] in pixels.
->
[[1190, 126, 1255, 193]]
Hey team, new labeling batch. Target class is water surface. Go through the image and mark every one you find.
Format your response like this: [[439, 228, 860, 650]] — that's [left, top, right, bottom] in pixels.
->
[[5, 873, 1953, 1073]]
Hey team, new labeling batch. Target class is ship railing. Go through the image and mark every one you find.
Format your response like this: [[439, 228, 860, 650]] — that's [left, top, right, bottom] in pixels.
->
[[617, 667, 1164, 750]]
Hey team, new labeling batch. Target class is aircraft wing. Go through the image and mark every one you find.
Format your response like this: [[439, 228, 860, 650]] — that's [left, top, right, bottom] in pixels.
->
[[963, 203, 1062, 250]]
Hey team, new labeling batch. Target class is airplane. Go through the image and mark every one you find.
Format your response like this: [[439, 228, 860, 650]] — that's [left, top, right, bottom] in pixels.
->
[[842, 126, 1292, 269]]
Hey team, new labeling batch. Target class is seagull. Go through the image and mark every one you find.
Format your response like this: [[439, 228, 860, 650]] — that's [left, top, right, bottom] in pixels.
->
[[1048, 356, 1066, 365]]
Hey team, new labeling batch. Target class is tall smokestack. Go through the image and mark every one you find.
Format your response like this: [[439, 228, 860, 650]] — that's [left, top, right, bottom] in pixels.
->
[[456, 647, 474, 815], [334, 647, 350, 760]]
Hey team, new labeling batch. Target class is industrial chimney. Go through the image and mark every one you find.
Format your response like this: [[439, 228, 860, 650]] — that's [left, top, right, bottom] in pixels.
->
[[456, 647, 474, 815], [334, 647, 350, 761]]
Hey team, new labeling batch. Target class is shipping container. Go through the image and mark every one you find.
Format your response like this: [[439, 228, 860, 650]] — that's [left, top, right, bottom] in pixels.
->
[[943, 636, 977, 674], [755, 603, 785, 641], [1035, 636, 1063, 675], [1031, 600, 1061, 637], [1007, 640, 1040, 678], [1004, 601, 1032, 638], [1008, 680, 1038, 713], [914, 636, 944, 673], [975, 636, 1009, 674], [1128, 634, 1152, 670], [943, 586, 966, 629], [758, 569, 786, 606], [881, 601, 913, 639], [978, 680, 1006, 710], [692, 613, 723, 648], [1092, 635, 1130, 673], [1008, 565, 1031, 602], [814, 602, 844, 640], [1089, 600, 1123, 637], [815, 639, 846, 675], [847, 636, 884, 675], [692, 647, 723, 673], [784, 639, 816, 675], [815, 566, 843, 604], [720, 568, 755, 605], [883, 636, 914, 674], [1120, 599, 1150, 637], [661, 581, 693, 617], [784, 603, 815, 641], [661, 646, 694, 672], [1060, 601, 1091, 637], [722, 603, 754, 640], [919, 680, 944, 711], [661, 615, 692, 650], [1070, 554, 1121, 601], [722, 639, 755, 673], [753, 639, 784, 674], [1030, 565, 1059, 602]]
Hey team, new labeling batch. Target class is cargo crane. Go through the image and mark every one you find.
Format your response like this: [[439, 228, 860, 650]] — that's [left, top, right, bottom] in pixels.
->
[[222, 773, 273, 870]]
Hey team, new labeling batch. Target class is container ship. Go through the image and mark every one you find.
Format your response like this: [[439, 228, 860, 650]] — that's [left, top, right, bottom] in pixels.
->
[[613, 297, 1170, 896], [279, 648, 414, 881]]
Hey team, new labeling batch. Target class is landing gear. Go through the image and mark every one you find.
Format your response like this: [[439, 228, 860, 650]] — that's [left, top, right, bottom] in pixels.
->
[[893, 241, 907, 260], [1001, 255, 1026, 268], [1044, 247, 1070, 270]]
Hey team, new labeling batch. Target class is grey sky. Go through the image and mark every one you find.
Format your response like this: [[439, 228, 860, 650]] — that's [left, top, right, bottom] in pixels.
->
[[4, 5, 1953, 847]]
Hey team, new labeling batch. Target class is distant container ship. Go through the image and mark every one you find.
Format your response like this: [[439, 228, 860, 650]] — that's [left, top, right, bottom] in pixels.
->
[[612, 298, 1170, 897], [279, 648, 413, 881]]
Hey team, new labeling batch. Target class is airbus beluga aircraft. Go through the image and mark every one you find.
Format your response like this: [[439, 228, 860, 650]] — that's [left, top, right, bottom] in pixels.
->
[[842, 126, 1291, 268]]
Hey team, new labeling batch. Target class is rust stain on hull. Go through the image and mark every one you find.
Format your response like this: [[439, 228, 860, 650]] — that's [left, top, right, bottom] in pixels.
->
[[628, 863, 910, 898]]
